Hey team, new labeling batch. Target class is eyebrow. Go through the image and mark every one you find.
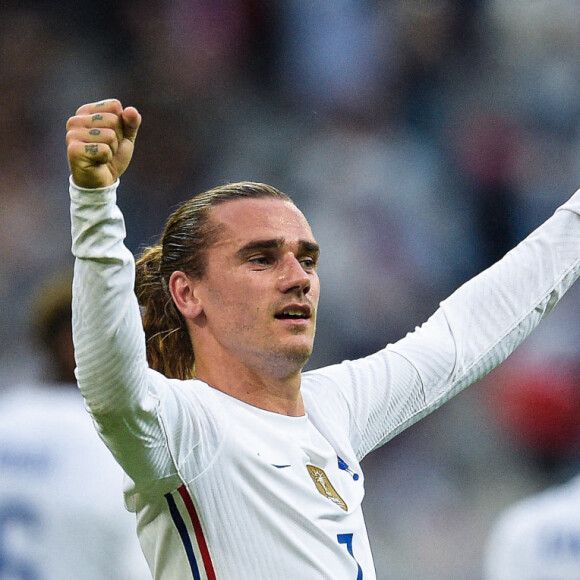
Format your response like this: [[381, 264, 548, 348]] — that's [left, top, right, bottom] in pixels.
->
[[236, 238, 320, 258]]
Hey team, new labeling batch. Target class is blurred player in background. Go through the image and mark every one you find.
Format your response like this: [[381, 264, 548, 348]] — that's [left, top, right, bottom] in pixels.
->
[[484, 473, 580, 579], [66, 99, 580, 579], [0, 272, 151, 580]]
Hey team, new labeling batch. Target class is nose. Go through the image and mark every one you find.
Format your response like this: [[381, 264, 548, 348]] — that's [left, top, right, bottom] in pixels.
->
[[277, 254, 311, 294]]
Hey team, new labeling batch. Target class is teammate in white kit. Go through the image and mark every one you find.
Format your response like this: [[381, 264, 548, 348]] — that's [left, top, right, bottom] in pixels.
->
[[66, 99, 580, 579], [484, 474, 580, 579], [0, 274, 151, 580]]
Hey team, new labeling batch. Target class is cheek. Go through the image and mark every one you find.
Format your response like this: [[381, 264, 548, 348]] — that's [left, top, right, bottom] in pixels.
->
[[200, 268, 271, 325], [209, 284, 265, 324]]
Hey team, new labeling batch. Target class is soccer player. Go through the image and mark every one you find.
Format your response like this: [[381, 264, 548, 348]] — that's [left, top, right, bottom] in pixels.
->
[[484, 474, 580, 579], [66, 98, 580, 579]]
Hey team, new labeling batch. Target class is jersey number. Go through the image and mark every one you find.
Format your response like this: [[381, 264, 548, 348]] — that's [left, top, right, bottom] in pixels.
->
[[337, 533, 363, 579]]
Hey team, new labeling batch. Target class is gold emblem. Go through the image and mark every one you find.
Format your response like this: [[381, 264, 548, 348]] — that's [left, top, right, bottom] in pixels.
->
[[306, 465, 348, 511]]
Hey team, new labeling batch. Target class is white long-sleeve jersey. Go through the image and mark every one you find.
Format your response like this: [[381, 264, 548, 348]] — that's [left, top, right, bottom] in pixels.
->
[[0, 384, 151, 580], [70, 178, 580, 580]]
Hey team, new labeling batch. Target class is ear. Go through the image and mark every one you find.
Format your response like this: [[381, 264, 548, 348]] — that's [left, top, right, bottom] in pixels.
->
[[168, 271, 203, 319]]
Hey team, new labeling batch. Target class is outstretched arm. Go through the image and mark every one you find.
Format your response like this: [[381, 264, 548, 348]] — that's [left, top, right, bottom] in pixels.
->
[[66, 99, 141, 189], [307, 189, 580, 459]]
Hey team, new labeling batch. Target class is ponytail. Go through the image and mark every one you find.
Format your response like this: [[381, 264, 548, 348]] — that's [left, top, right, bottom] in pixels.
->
[[135, 245, 195, 380]]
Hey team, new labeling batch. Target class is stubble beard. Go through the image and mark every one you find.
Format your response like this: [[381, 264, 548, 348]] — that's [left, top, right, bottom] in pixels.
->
[[261, 336, 315, 380]]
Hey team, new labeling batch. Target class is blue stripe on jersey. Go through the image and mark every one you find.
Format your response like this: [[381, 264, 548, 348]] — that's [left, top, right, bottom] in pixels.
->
[[165, 491, 201, 580]]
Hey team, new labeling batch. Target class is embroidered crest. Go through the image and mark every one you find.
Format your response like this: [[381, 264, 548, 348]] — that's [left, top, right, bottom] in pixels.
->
[[306, 464, 348, 511]]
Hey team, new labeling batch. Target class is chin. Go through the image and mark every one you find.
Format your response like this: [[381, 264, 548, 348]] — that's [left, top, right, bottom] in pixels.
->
[[267, 343, 313, 373], [285, 344, 314, 368]]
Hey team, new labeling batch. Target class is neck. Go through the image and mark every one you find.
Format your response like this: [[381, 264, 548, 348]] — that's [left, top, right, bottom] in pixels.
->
[[194, 357, 305, 417]]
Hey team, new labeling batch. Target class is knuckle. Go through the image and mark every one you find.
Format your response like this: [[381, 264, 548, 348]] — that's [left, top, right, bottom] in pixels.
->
[[84, 143, 102, 157]]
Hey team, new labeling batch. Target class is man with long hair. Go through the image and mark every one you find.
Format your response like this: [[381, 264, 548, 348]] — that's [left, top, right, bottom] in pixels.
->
[[66, 99, 580, 579]]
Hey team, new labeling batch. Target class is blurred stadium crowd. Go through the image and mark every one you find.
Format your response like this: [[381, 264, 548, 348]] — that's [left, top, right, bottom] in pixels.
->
[[2, 0, 580, 578]]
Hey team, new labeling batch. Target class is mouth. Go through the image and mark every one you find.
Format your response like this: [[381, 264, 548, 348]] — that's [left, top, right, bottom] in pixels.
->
[[274, 304, 312, 321]]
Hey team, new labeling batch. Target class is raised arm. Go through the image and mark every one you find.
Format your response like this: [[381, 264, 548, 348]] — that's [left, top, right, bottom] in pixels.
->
[[66, 100, 179, 490], [377, 191, 580, 449], [309, 189, 580, 459]]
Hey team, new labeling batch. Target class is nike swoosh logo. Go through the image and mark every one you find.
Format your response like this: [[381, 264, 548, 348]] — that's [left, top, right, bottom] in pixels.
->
[[271, 464, 291, 469]]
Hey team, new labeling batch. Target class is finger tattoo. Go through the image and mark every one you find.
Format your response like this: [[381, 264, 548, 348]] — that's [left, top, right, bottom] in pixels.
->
[[92, 114, 103, 122], [85, 144, 99, 155], [89, 129, 101, 136]]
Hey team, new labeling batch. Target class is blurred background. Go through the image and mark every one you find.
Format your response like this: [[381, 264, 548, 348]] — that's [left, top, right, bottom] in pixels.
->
[[1, 0, 580, 578]]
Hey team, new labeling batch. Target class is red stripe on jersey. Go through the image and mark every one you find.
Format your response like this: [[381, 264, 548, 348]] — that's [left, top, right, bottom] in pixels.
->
[[178, 485, 217, 580]]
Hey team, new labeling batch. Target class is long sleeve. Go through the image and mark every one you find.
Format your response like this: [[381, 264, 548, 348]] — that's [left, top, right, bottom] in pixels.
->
[[70, 178, 182, 492], [303, 190, 580, 458], [70, 178, 148, 412], [395, 191, 580, 398], [380, 191, 580, 448]]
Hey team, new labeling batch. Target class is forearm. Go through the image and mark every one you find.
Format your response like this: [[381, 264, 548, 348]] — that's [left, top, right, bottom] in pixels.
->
[[70, 177, 149, 415], [70, 179, 212, 491]]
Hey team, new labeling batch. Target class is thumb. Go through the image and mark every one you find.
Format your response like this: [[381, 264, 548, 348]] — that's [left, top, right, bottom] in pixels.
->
[[109, 106, 142, 181], [121, 106, 142, 143]]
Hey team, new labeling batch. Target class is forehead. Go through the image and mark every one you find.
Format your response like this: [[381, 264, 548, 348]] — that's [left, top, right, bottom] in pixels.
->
[[209, 197, 315, 244]]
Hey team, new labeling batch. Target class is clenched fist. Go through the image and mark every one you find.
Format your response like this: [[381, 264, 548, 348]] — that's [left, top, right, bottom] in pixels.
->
[[66, 99, 141, 189]]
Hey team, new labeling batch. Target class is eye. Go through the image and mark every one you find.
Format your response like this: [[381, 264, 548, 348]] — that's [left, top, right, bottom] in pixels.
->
[[300, 257, 317, 270], [248, 255, 272, 267]]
